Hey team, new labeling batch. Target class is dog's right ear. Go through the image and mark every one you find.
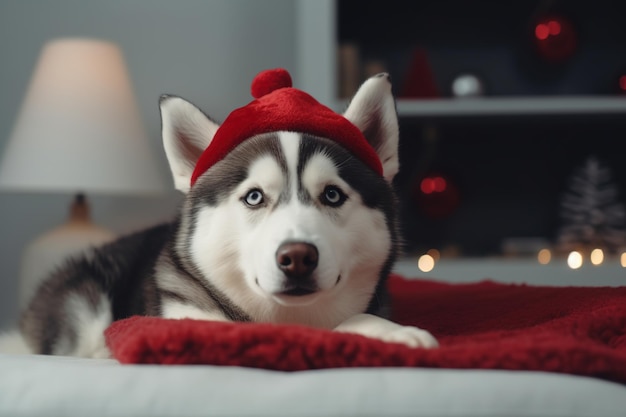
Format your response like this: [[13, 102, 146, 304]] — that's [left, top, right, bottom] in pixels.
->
[[160, 95, 220, 193]]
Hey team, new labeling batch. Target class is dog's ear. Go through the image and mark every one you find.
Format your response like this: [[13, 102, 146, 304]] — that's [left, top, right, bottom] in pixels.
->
[[343, 73, 399, 182], [159, 96, 220, 193]]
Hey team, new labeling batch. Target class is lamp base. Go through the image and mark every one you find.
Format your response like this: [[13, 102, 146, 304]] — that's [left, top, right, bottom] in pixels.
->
[[18, 194, 115, 310]]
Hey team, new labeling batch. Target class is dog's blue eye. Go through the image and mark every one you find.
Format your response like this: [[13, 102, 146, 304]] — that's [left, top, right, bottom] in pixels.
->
[[321, 186, 346, 207], [244, 189, 264, 207]]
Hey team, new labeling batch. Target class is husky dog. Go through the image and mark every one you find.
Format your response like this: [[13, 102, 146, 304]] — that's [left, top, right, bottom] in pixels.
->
[[1, 69, 437, 358]]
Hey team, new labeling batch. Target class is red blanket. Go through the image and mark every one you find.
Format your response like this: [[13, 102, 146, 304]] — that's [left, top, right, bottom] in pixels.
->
[[106, 275, 626, 384]]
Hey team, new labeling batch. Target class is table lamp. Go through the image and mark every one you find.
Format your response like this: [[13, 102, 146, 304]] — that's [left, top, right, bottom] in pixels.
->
[[0, 38, 168, 309]]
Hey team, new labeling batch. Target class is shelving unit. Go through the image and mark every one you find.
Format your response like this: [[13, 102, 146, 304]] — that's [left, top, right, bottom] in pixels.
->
[[296, 0, 626, 265], [332, 96, 626, 118]]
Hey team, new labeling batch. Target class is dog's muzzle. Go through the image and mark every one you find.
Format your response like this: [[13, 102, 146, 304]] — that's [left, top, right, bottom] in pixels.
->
[[275, 241, 319, 296]]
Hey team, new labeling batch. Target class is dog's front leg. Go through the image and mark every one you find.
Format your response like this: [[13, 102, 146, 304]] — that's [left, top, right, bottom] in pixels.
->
[[335, 314, 438, 348]]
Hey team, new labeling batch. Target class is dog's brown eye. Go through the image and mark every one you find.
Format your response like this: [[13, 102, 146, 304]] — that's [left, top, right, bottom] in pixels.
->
[[321, 185, 346, 207], [244, 189, 264, 207]]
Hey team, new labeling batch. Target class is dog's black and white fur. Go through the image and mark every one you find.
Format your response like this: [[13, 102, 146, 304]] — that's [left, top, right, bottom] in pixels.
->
[[0, 73, 437, 357]]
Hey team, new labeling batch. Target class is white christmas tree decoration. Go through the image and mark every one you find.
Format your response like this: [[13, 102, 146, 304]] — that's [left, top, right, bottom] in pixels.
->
[[557, 156, 626, 254]]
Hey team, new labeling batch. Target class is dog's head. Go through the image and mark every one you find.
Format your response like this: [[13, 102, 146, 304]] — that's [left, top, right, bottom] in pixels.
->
[[159, 70, 399, 325]]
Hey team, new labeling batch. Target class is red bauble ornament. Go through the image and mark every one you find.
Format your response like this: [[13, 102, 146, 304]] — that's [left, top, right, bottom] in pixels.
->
[[412, 174, 460, 219], [533, 16, 577, 63]]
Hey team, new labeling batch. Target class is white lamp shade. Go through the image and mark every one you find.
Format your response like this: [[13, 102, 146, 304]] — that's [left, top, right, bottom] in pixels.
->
[[0, 38, 167, 195]]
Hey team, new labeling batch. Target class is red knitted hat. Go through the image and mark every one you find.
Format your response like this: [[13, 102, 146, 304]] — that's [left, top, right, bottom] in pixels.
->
[[190, 68, 382, 186]]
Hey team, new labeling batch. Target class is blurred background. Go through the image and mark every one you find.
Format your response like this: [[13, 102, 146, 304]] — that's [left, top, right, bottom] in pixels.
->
[[336, 0, 626, 258], [0, 0, 299, 328], [1, 0, 626, 328]]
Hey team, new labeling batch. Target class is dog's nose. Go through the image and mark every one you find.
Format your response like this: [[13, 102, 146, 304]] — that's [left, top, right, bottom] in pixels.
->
[[276, 242, 319, 279]]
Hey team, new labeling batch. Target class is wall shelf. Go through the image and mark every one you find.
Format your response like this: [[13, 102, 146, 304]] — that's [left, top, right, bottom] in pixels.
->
[[394, 257, 626, 287], [395, 96, 626, 118], [333, 96, 626, 118]]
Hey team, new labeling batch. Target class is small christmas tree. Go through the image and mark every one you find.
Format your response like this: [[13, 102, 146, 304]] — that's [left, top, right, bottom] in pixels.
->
[[556, 156, 626, 254]]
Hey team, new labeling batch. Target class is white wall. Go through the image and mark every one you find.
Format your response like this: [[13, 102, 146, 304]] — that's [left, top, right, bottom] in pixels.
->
[[0, 0, 297, 327]]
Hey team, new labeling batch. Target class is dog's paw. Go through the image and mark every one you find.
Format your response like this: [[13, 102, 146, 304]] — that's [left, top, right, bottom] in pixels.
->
[[334, 314, 438, 349], [378, 325, 439, 349]]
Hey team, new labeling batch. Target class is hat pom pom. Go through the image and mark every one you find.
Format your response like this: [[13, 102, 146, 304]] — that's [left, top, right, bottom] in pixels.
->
[[251, 68, 292, 99]]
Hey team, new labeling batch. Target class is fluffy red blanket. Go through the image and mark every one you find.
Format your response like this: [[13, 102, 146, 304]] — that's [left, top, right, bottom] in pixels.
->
[[105, 275, 626, 384]]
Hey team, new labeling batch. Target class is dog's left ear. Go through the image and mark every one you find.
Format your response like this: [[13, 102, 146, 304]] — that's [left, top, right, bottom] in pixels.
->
[[343, 73, 399, 182]]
